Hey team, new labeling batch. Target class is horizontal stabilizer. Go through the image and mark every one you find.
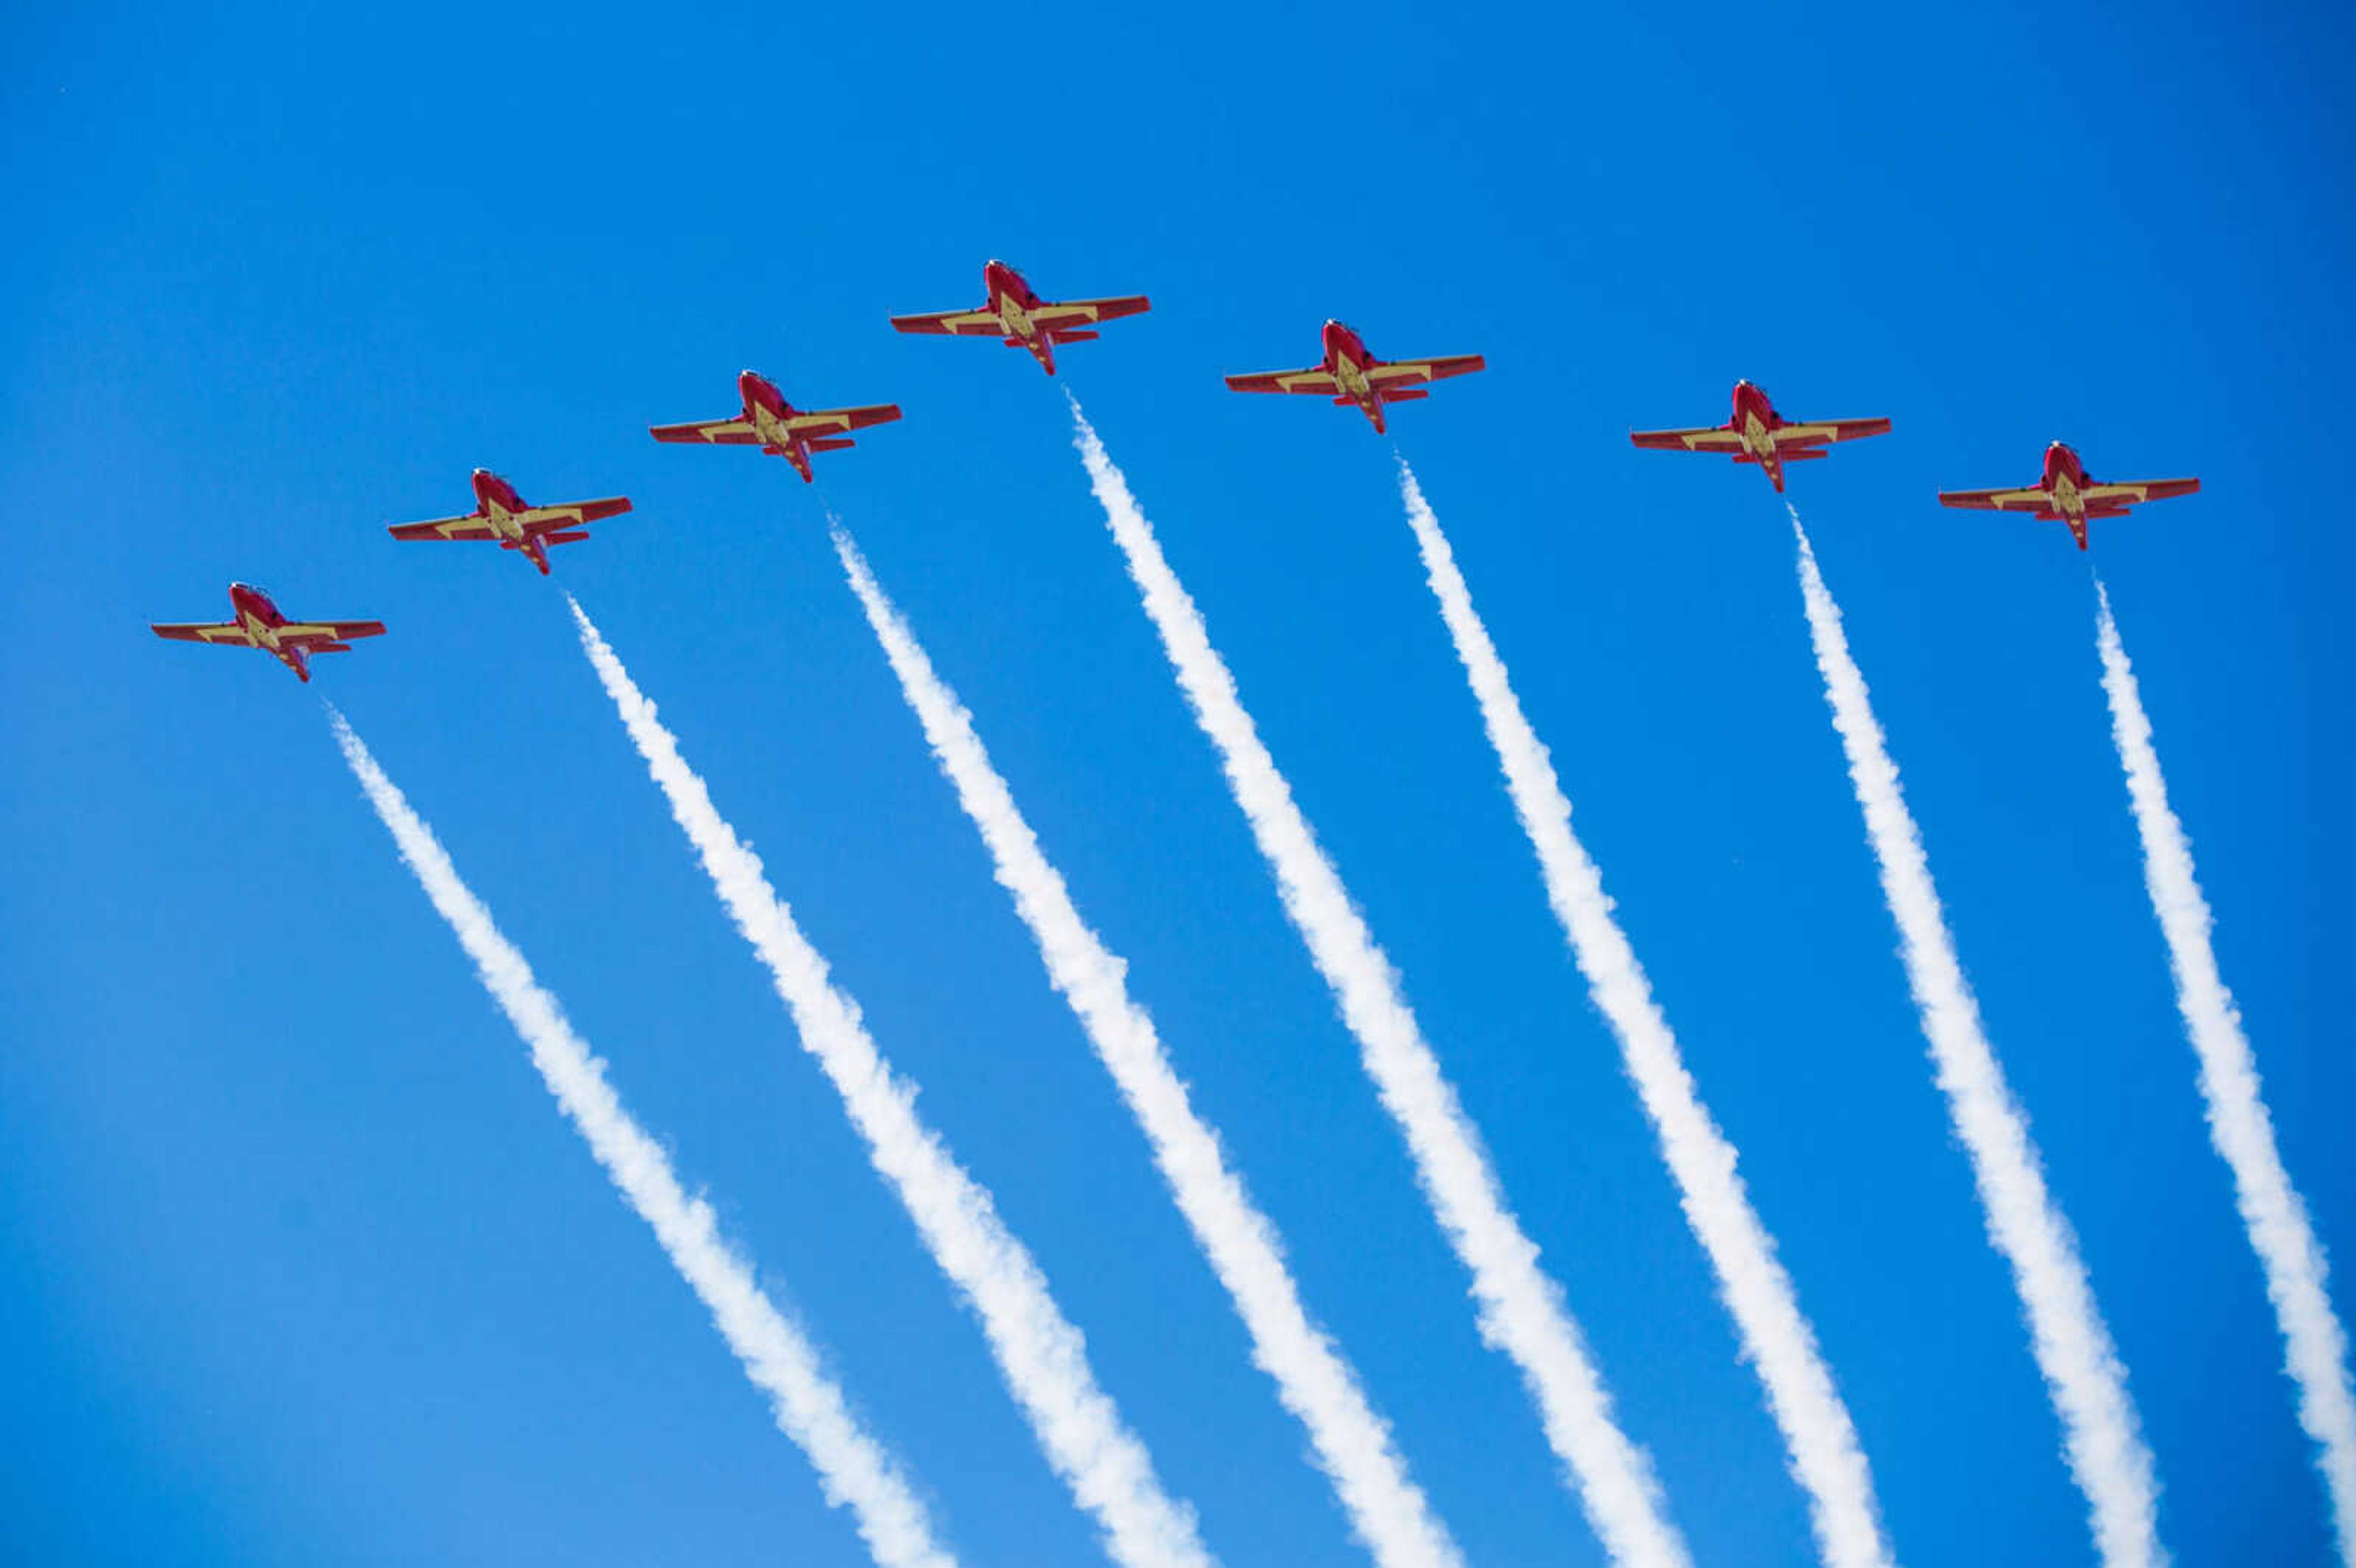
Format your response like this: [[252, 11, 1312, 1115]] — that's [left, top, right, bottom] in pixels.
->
[[807, 437, 857, 452], [1052, 329, 1100, 344], [1380, 388, 1429, 402], [541, 530, 591, 546]]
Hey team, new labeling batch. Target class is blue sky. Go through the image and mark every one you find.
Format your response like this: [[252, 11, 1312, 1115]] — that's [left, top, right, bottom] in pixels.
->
[[4, 2, 2350, 1564]]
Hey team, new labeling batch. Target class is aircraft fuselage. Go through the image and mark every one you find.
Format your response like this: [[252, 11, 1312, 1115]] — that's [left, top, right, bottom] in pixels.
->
[[226, 583, 312, 680], [1731, 380, 1790, 490], [1320, 320, 1388, 431], [985, 260, 1057, 372]]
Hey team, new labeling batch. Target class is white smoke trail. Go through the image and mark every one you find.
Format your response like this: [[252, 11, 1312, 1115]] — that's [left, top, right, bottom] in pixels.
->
[[1787, 511, 2163, 1568], [1067, 395, 1690, 1568], [1399, 463, 1890, 1568], [2095, 583, 2356, 1562], [831, 523, 1464, 1568], [326, 708, 952, 1568], [565, 598, 1215, 1568]]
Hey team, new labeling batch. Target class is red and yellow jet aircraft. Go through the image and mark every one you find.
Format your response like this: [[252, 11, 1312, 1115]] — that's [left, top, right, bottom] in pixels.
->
[[1630, 381, 1890, 493], [152, 583, 385, 683], [1939, 442, 2200, 550], [890, 260, 1150, 375], [1224, 321, 1484, 436], [388, 470, 633, 575], [650, 370, 902, 483]]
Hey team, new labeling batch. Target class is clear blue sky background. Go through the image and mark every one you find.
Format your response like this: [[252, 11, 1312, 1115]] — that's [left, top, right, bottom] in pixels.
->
[[4, 4, 2350, 1565]]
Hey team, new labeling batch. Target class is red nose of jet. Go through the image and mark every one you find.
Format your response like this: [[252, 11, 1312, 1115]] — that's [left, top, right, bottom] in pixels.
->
[[739, 368, 769, 404], [984, 258, 1015, 293], [471, 467, 496, 502]]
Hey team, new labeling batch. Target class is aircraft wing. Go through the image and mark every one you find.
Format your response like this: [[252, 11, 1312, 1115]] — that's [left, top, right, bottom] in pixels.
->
[[1630, 425, 1745, 452], [1029, 296, 1151, 330], [152, 621, 257, 646], [1771, 416, 1892, 449], [785, 403, 904, 435], [890, 306, 1007, 337], [2083, 477, 2201, 505], [517, 497, 633, 531], [390, 498, 629, 542], [1225, 365, 1343, 396], [650, 417, 761, 445], [276, 620, 388, 644], [1365, 353, 1486, 386], [389, 511, 501, 542], [1936, 485, 2053, 513]]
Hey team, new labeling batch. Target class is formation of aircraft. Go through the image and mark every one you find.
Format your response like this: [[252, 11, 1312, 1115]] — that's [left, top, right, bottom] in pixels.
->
[[152, 256, 2204, 680], [891, 260, 1151, 376], [150, 583, 385, 683], [1630, 380, 1892, 493], [389, 470, 634, 576], [651, 370, 902, 483], [1223, 320, 1485, 436], [1938, 440, 2201, 550]]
